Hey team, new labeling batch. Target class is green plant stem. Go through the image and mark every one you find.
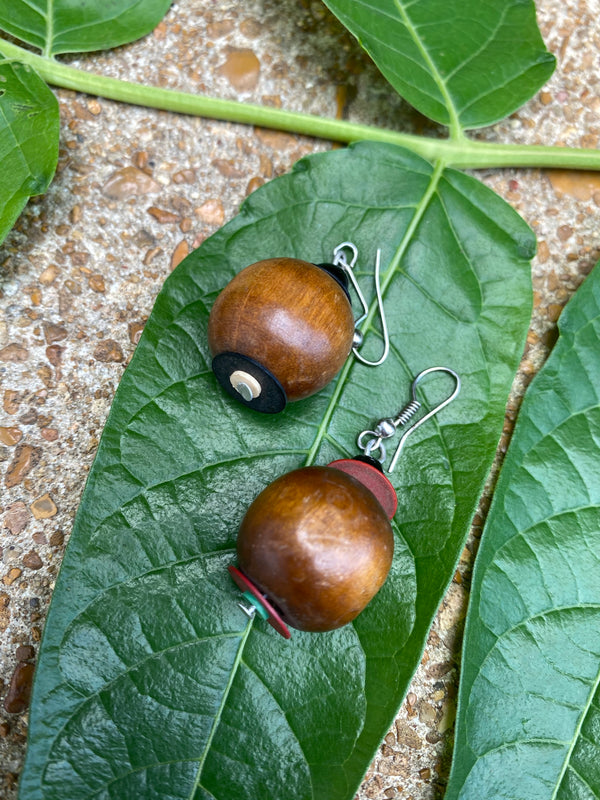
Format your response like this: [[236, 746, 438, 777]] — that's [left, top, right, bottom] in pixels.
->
[[3, 38, 600, 170]]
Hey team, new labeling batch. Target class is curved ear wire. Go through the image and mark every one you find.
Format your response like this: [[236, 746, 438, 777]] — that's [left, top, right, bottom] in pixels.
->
[[352, 249, 390, 367], [332, 243, 390, 367], [388, 367, 461, 472], [357, 367, 461, 472]]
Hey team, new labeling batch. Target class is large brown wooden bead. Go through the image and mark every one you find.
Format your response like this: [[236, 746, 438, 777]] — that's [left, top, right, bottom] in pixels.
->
[[236, 466, 394, 632], [208, 258, 355, 403]]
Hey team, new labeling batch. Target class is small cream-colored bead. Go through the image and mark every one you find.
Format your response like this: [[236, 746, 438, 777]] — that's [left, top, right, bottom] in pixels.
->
[[229, 370, 262, 400]]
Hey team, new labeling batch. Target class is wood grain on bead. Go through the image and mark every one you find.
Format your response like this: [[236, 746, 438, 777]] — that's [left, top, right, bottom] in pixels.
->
[[208, 258, 355, 402], [236, 466, 394, 632]]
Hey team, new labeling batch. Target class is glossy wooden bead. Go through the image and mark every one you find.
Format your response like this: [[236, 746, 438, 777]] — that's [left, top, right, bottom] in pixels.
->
[[208, 258, 355, 406], [236, 466, 394, 632]]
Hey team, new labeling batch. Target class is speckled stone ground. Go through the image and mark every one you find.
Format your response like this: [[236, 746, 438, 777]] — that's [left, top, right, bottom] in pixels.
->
[[1, 0, 600, 798]]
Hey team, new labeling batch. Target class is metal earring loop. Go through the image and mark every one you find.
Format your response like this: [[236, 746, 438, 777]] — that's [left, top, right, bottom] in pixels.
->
[[357, 366, 461, 473], [332, 243, 390, 367]]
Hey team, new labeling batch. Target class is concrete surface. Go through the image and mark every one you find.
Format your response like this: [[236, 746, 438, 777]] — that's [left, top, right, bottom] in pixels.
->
[[1, 0, 600, 797]]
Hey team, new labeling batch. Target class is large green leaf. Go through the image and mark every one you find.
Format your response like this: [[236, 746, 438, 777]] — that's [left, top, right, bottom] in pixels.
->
[[322, 0, 556, 130], [20, 143, 533, 800], [446, 262, 600, 799], [0, 57, 58, 246], [0, 0, 172, 57]]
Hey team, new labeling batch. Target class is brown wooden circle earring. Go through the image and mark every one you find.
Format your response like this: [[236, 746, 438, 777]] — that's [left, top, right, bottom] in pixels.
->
[[208, 243, 388, 412], [228, 367, 461, 637]]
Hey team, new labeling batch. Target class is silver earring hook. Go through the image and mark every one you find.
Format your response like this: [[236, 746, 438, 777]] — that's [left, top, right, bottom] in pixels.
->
[[332, 242, 390, 367], [357, 367, 460, 473]]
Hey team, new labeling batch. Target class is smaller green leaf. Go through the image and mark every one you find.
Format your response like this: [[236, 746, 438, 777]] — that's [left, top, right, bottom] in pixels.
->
[[322, 0, 556, 131], [0, 0, 172, 57], [446, 261, 600, 800], [0, 58, 59, 247]]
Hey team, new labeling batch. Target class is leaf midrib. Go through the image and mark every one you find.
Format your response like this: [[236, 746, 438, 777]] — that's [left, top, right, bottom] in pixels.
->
[[189, 615, 254, 800], [495, 592, 600, 799], [391, 0, 462, 136], [179, 161, 448, 800], [463, 601, 600, 789], [241, 656, 316, 800], [44, 0, 54, 57], [305, 159, 446, 467], [343, 0, 462, 131]]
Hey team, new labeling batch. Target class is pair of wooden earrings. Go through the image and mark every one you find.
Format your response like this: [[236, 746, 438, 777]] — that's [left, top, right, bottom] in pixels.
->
[[207, 243, 460, 638]]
